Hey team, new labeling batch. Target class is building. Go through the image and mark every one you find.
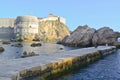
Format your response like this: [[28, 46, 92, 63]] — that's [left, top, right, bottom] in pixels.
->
[[14, 15, 39, 40], [0, 14, 66, 40]]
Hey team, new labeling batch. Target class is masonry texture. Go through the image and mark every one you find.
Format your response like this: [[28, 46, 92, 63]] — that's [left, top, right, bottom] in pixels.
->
[[0, 14, 67, 41]]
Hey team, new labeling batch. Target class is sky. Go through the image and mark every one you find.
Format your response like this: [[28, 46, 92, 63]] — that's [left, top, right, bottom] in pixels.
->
[[0, 0, 120, 31]]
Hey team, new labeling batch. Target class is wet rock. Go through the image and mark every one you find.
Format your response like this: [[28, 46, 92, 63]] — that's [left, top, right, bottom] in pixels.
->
[[2, 41, 11, 44], [11, 43, 23, 47], [21, 51, 39, 58], [31, 43, 42, 47], [113, 42, 120, 48], [0, 47, 4, 52], [17, 43, 23, 47], [60, 47, 64, 50]]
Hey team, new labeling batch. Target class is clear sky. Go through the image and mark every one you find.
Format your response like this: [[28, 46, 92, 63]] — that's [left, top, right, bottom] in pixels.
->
[[0, 0, 120, 31]]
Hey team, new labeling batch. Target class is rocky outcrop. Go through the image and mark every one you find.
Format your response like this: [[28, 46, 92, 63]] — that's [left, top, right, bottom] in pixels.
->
[[61, 25, 96, 47], [35, 20, 70, 41], [0, 47, 4, 52], [30, 43, 42, 47], [21, 51, 39, 58], [92, 27, 118, 45], [2, 41, 11, 44], [61, 25, 120, 47]]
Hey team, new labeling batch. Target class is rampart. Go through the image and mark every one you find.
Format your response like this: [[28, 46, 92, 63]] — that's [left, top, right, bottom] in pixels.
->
[[0, 18, 15, 27]]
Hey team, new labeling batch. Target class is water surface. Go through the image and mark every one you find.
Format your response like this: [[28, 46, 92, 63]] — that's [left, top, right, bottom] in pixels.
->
[[0, 42, 77, 59], [58, 49, 120, 80]]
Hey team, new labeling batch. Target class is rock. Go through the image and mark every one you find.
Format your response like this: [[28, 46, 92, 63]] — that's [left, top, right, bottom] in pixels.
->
[[35, 20, 70, 41], [92, 27, 118, 45], [61, 25, 96, 47], [60, 47, 64, 50], [113, 42, 120, 48], [31, 43, 42, 47], [11, 43, 23, 47], [0, 47, 4, 52], [21, 51, 39, 58], [2, 41, 11, 44], [61, 25, 120, 47]]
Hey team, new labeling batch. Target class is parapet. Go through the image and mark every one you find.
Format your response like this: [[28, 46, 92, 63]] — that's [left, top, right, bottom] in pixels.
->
[[15, 15, 38, 24], [39, 14, 66, 24]]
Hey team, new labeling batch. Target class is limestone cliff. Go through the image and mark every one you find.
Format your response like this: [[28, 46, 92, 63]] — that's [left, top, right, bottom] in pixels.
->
[[35, 20, 70, 41]]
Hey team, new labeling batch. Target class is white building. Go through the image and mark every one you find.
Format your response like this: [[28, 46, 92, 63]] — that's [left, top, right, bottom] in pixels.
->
[[14, 15, 38, 39]]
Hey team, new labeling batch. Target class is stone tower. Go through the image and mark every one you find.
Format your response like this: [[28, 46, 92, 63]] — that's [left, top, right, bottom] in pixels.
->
[[14, 15, 38, 40]]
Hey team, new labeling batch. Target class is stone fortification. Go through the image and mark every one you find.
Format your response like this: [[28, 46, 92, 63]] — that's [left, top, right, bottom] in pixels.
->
[[0, 14, 69, 41], [0, 27, 14, 40], [14, 15, 38, 40], [39, 14, 66, 24], [0, 18, 15, 27]]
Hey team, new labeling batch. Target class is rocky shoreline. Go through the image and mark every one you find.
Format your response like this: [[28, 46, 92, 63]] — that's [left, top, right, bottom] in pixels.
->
[[60, 25, 120, 48]]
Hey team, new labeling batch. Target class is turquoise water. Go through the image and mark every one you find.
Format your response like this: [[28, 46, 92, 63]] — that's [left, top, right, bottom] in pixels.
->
[[58, 49, 120, 80]]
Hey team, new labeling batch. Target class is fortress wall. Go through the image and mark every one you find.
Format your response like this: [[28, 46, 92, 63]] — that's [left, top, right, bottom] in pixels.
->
[[40, 17, 58, 22], [0, 27, 14, 40], [39, 16, 66, 24], [59, 17, 66, 24], [0, 18, 15, 27]]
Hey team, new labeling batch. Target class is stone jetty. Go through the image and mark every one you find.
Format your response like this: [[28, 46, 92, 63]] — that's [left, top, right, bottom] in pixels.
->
[[0, 46, 116, 80]]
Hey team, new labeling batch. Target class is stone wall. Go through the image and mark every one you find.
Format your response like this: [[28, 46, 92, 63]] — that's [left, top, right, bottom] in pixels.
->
[[0, 27, 14, 40], [0, 14, 66, 41], [14, 16, 39, 40], [39, 16, 66, 24], [0, 18, 15, 27]]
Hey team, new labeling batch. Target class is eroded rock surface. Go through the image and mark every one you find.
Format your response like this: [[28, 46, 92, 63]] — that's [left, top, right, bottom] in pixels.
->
[[61, 25, 95, 47], [35, 20, 70, 41], [61, 25, 120, 47], [92, 27, 118, 45]]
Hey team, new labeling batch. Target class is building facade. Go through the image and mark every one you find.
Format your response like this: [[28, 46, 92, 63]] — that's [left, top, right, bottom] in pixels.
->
[[0, 14, 66, 40], [14, 16, 39, 40]]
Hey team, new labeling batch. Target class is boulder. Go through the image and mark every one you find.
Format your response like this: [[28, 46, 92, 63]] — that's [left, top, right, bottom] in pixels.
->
[[11, 43, 23, 47], [2, 41, 11, 44], [61, 25, 96, 47], [92, 27, 118, 45], [21, 51, 39, 58], [61, 25, 120, 47], [0, 47, 4, 52], [35, 20, 70, 41], [31, 43, 42, 47], [113, 42, 120, 48]]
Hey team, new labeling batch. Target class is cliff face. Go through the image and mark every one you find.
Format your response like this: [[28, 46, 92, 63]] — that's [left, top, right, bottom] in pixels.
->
[[35, 21, 70, 41]]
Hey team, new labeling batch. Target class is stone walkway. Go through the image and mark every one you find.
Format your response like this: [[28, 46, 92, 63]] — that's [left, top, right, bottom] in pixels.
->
[[0, 46, 116, 80]]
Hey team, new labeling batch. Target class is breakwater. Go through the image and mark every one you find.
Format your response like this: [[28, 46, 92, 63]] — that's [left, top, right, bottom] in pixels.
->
[[0, 46, 116, 80]]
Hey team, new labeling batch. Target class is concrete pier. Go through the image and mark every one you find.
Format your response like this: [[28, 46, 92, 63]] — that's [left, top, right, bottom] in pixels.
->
[[0, 46, 116, 80]]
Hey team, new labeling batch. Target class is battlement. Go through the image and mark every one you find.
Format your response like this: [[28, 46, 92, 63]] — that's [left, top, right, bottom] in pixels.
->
[[0, 18, 15, 27], [0, 14, 66, 40], [39, 14, 66, 24]]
